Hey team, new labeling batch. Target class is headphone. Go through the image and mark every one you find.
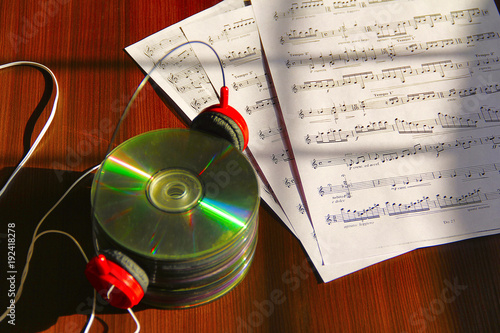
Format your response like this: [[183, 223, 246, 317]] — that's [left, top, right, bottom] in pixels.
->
[[0, 45, 252, 332], [84, 86, 249, 309]]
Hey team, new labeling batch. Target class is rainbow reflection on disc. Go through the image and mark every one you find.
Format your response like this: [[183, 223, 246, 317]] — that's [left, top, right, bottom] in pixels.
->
[[91, 129, 259, 308]]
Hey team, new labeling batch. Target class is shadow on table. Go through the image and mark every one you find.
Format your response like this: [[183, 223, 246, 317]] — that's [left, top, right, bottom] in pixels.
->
[[0, 167, 137, 333]]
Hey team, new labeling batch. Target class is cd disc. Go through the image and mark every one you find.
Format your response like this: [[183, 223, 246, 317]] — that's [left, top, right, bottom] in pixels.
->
[[91, 128, 259, 308]]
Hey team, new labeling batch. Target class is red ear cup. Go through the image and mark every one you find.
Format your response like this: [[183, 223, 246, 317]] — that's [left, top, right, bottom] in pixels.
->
[[191, 86, 249, 151], [100, 249, 149, 292], [85, 251, 147, 309]]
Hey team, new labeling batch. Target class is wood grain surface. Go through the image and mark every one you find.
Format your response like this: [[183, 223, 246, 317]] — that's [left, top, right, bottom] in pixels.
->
[[1, 1, 499, 332]]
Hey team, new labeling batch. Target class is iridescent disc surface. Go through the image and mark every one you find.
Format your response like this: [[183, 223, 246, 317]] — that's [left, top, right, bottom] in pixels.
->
[[92, 129, 259, 261]]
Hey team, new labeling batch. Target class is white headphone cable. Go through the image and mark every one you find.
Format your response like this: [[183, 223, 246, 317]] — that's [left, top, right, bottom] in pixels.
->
[[0, 62, 140, 332], [0, 61, 59, 198]]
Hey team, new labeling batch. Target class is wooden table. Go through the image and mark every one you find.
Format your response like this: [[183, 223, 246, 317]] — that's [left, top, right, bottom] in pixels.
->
[[1, 1, 499, 332]]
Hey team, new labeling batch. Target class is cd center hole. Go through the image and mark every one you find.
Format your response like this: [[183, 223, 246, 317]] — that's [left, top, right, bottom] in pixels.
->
[[166, 183, 187, 199]]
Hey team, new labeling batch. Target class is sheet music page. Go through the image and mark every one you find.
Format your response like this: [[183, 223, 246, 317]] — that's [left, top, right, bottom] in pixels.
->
[[252, 0, 500, 264], [181, 5, 411, 282], [125, 0, 245, 120]]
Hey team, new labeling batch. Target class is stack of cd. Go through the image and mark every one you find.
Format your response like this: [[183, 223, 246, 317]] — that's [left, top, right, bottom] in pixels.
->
[[91, 129, 259, 308]]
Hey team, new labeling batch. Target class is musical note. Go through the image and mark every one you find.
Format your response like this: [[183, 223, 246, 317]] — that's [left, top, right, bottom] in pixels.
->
[[246, 97, 276, 115], [385, 199, 430, 216], [313, 129, 352, 143], [144, 44, 157, 58], [273, 0, 421, 21], [333, 0, 358, 9], [274, 1, 334, 21], [173, 80, 207, 93], [168, 64, 205, 83], [258, 126, 283, 140], [296, 85, 498, 124], [298, 106, 338, 120], [190, 96, 215, 110], [232, 73, 269, 91], [292, 57, 498, 91], [165, 65, 212, 97], [381, 152, 398, 162], [375, 21, 408, 38], [436, 189, 482, 208], [480, 106, 500, 122], [208, 17, 257, 44], [322, 188, 500, 225], [305, 105, 500, 144], [450, 8, 485, 24], [298, 204, 306, 215], [395, 118, 434, 134], [284, 177, 296, 188], [438, 113, 478, 128], [485, 83, 500, 94], [271, 149, 293, 164], [222, 46, 261, 67], [354, 121, 389, 134], [158, 34, 186, 49], [340, 205, 381, 223], [157, 49, 194, 70], [279, 8, 490, 43], [143, 33, 185, 59], [131, 28, 221, 115], [318, 163, 500, 196]]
